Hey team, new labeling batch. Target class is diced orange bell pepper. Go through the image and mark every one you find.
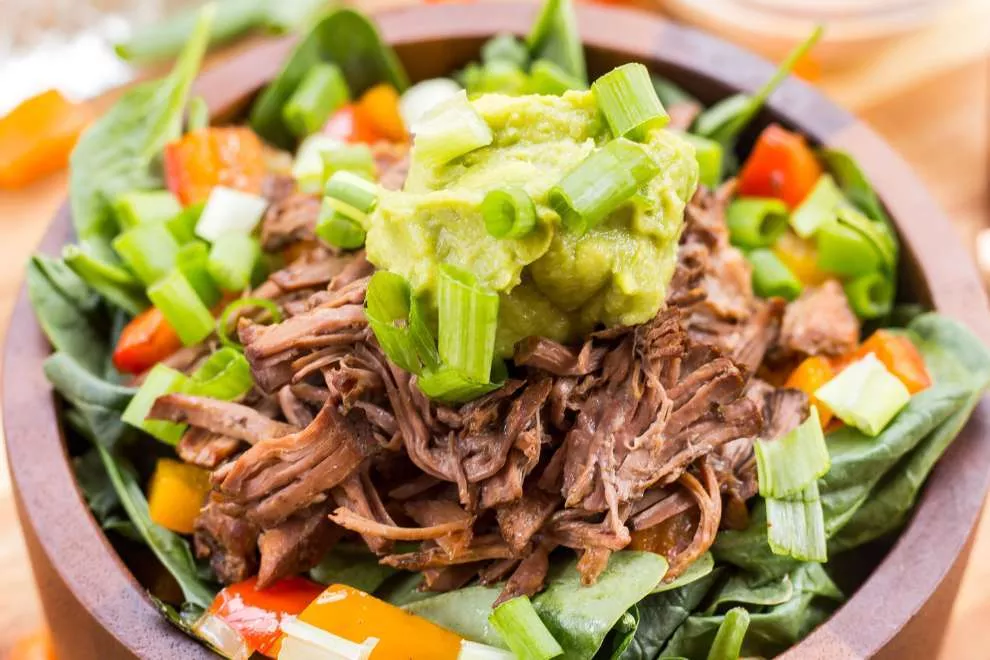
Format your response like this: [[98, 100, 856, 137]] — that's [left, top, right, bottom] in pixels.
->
[[357, 84, 407, 142], [147, 459, 212, 534], [8, 628, 56, 660], [772, 231, 830, 287], [294, 584, 463, 659], [164, 126, 266, 205], [112, 306, 183, 374], [209, 577, 325, 657], [0, 90, 89, 189], [853, 329, 932, 394], [785, 355, 836, 427], [738, 124, 824, 208], [322, 104, 386, 145]]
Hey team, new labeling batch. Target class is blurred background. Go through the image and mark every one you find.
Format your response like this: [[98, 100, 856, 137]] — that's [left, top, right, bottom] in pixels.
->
[[0, 0, 987, 657]]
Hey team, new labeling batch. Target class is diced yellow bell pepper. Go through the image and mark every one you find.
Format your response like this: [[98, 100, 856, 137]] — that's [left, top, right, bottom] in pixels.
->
[[148, 458, 211, 534], [772, 231, 830, 286]]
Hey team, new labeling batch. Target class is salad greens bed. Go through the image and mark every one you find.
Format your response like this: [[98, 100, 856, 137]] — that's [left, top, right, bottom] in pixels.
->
[[24, 0, 990, 658]]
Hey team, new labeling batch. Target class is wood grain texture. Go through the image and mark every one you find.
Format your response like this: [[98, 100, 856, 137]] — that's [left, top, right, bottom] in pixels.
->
[[0, 2, 987, 657]]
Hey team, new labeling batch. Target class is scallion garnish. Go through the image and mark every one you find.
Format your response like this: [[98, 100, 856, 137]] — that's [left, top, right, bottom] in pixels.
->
[[112, 222, 181, 286], [316, 204, 367, 250], [112, 190, 182, 230], [207, 232, 260, 292], [482, 187, 537, 239], [194, 186, 268, 242], [843, 271, 894, 320], [681, 133, 723, 189], [766, 482, 827, 562], [147, 270, 216, 345], [176, 241, 220, 307], [292, 134, 343, 194], [790, 174, 843, 238], [755, 406, 829, 499], [366, 271, 440, 375], [321, 143, 376, 182], [217, 297, 283, 349], [417, 366, 501, 405], [325, 171, 380, 216], [186, 347, 253, 400], [592, 63, 669, 140], [815, 352, 911, 436], [481, 33, 530, 70], [187, 96, 210, 132], [438, 264, 499, 383], [283, 62, 350, 138], [832, 205, 897, 273], [815, 220, 883, 278], [166, 201, 205, 244], [707, 607, 751, 660], [725, 197, 789, 249], [550, 138, 659, 235], [529, 59, 583, 95], [489, 596, 564, 660], [411, 90, 493, 166], [747, 248, 802, 301], [121, 363, 188, 444]]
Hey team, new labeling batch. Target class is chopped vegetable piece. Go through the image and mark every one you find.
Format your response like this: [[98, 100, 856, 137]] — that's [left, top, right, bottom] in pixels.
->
[[766, 482, 827, 562], [489, 596, 564, 660], [483, 186, 537, 239], [194, 186, 269, 242], [112, 222, 181, 286], [192, 613, 251, 660], [121, 363, 189, 443], [816, 352, 912, 436], [366, 271, 439, 374], [112, 190, 182, 230], [463, 61, 531, 96], [526, 0, 587, 85], [217, 297, 283, 349], [166, 202, 205, 244], [549, 138, 659, 235], [208, 233, 261, 292], [481, 33, 530, 69], [112, 306, 183, 374], [297, 584, 464, 659], [707, 607, 750, 660], [772, 231, 829, 286], [411, 90, 493, 166], [187, 95, 210, 132], [325, 171, 380, 215], [147, 458, 211, 534], [785, 356, 835, 427], [748, 248, 802, 301], [293, 134, 342, 193], [528, 59, 584, 95], [283, 62, 351, 138], [357, 83, 407, 142], [279, 618, 379, 660], [317, 204, 367, 250], [321, 143, 376, 181], [323, 104, 386, 145], [418, 366, 502, 404], [725, 197, 788, 249], [592, 63, 669, 140], [833, 205, 897, 273], [164, 126, 266, 205], [681, 132, 723, 189], [399, 78, 462, 128], [176, 241, 221, 307], [853, 330, 932, 394], [755, 407, 829, 499], [738, 124, 823, 209], [63, 244, 148, 315], [0, 89, 89, 189], [187, 347, 254, 400], [147, 270, 216, 345], [820, 148, 893, 227], [844, 271, 894, 320], [438, 264, 499, 383], [816, 220, 883, 278], [790, 174, 843, 238], [208, 576, 325, 656]]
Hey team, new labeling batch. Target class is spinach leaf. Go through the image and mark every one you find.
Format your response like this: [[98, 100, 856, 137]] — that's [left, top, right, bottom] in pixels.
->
[[309, 543, 398, 592], [26, 255, 109, 373], [377, 571, 432, 607], [653, 552, 714, 594], [526, 0, 587, 86], [62, 244, 148, 316], [603, 608, 640, 659], [44, 352, 137, 449], [96, 443, 216, 609], [619, 570, 722, 660], [73, 447, 123, 524], [250, 8, 409, 148], [70, 6, 213, 245], [661, 564, 841, 660], [151, 598, 231, 657], [403, 584, 506, 648], [702, 572, 793, 614]]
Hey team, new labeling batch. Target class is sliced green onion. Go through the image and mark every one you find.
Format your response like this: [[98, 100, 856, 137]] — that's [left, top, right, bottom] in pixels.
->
[[399, 78, 462, 128], [283, 62, 350, 138], [766, 482, 827, 562], [195, 186, 268, 242], [481, 33, 530, 69], [725, 198, 788, 249], [471, 61, 531, 96], [176, 241, 221, 307], [820, 148, 894, 227], [186, 347, 253, 400], [550, 138, 659, 235], [293, 134, 343, 194], [592, 63, 669, 140], [483, 187, 537, 239], [207, 232, 261, 292], [316, 203, 367, 250], [417, 366, 501, 405], [112, 222, 181, 286], [166, 201, 205, 244], [147, 270, 216, 345], [834, 205, 897, 273], [681, 133, 723, 189], [790, 174, 843, 238], [187, 96, 210, 132], [217, 297, 283, 349], [438, 264, 499, 383], [844, 271, 894, 320], [62, 244, 148, 315], [707, 607, 751, 660], [529, 59, 583, 95], [815, 220, 883, 278], [747, 248, 802, 301], [755, 407, 829, 499], [366, 271, 440, 374], [815, 352, 911, 436], [321, 143, 375, 182], [121, 363, 188, 444], [411, 90, 493, 166], [489, 596, 564, 660], [112, 190, 182, 230], [325, 171, 379, 215]]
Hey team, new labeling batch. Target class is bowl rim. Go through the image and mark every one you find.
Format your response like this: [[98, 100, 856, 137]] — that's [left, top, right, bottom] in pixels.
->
[[5, 3, 990, 658]]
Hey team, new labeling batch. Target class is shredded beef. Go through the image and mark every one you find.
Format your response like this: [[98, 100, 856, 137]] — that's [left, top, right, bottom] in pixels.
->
[[776, 280, 861, 359]]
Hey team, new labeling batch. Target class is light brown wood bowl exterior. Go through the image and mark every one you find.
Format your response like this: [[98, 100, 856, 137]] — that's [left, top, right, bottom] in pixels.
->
[[4, 3, 989, 659]]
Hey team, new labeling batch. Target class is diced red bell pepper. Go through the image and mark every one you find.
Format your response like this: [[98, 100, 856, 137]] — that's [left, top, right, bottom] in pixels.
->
[[738, 124, 823, 209], [112, 306, 183, 374], [322, 104, 386, 145], [164, 126, 267, 205]]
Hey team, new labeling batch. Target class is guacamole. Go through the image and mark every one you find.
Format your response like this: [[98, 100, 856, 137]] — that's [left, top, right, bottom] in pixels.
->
[[363, 90, 699, 353]]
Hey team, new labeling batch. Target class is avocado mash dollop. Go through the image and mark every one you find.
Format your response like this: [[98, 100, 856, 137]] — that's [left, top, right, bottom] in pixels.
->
[[362, 89, 699, 353]]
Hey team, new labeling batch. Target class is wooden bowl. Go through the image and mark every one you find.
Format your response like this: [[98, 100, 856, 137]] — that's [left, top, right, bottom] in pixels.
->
[[5, 3, 990, 658]]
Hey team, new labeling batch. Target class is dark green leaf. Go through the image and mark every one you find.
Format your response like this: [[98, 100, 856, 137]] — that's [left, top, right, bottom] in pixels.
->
[[703, 572, 793, 615], [73, 448, 122, 523], [403, 584, 507, 648], [151, 597, 232, 657], [309, 542, 398, 592], [820, 148, 893, 228], [526, 0, 587, 85], [652, 552, 715, 594]]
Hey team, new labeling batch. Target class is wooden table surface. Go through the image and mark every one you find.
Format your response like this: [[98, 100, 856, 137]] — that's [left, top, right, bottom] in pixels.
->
[[0, 1, 988, 657]]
